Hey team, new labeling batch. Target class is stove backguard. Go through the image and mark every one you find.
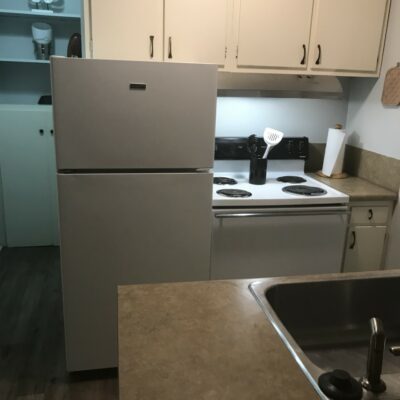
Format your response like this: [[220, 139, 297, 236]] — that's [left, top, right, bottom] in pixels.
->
[[214, 137, 309, 161]]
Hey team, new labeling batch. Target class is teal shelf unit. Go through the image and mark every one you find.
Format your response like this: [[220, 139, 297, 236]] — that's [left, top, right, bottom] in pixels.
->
[[0, 0, 82, 105], [0, 1, 82, 247]]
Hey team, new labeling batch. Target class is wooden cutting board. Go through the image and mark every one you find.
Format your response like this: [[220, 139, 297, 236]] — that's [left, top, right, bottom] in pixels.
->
[[382, 63, 400, 106]]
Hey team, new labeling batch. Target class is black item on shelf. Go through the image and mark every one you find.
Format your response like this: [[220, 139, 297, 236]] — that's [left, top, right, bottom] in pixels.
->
[[249, 157, 267, 185], [38, 95, 52, 105], [67, 33, 82, 58], [318, 369, 363, 400]]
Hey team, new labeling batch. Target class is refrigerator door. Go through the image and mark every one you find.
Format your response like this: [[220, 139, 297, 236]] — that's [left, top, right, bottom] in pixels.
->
[[51, 58, 217, 170], [58, 172, 212, 371]]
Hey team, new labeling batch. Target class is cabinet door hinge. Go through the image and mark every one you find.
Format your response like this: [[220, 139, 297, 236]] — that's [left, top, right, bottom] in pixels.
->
[[236, 46, 239, 59], [89, 39, 94, 57], [225, 46, 227, 59]]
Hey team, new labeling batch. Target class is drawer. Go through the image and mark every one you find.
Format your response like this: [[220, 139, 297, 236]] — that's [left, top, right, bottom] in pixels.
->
[[350, 206, 390, 225]]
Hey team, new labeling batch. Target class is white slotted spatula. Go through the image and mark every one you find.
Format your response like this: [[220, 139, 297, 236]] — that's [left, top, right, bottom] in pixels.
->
[[262, 128, 284, 159]]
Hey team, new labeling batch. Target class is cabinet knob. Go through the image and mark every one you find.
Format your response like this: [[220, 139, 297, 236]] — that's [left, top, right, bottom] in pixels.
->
[[39, 129, 44, 136], [316, 44, 322, 65], [368, 209, 373, 220], [50, 129, 54, 136]]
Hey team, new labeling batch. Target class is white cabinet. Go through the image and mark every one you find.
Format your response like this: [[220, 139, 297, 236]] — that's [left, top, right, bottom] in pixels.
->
[[164, 0, 229, 66], [236, 0, 313, 70], [90, 0, 164, 61], [343, 226, 387, 273], [310, 0, 389, 73], [343, 203, 392, 273], [86, 0, 390, 77]]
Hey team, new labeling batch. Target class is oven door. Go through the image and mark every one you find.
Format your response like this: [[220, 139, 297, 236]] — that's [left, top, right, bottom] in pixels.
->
[[211, 206, 349, 279]]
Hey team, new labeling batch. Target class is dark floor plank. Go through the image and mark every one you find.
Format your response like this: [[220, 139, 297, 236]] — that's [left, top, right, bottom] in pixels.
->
[[0, 247, 118, 400]]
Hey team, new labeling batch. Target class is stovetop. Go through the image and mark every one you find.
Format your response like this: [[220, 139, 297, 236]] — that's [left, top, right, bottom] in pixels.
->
[[212, 171, 349, 207]]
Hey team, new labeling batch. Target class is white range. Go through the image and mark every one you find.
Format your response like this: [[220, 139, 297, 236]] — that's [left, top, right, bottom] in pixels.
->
[[210, 151, 350, 281]]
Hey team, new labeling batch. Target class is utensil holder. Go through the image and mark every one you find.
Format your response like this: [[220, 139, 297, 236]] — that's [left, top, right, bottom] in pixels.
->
[[249, 157, 267, 185]]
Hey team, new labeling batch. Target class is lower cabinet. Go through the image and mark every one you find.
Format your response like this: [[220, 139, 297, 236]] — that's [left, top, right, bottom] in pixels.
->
[[343, 203, 392, 273], [0, 106, 59, 247], [343, 225, 387, 272]]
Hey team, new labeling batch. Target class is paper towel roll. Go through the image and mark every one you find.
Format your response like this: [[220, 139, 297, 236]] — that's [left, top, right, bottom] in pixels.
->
[[322, 126, 347, 176]]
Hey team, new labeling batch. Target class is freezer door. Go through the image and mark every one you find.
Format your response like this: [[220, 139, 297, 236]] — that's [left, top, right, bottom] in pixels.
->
[[58, 172, 212, 371], [51, 58, 217, 170]]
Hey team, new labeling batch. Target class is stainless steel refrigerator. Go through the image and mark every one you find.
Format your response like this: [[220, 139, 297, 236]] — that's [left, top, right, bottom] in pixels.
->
[[51, 58, 217, 371]]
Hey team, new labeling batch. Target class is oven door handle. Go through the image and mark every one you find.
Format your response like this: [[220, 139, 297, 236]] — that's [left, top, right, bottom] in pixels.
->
[[214, 208, 350, 219]]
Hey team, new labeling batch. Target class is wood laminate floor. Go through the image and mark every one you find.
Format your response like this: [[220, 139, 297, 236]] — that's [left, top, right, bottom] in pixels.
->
[[0, 247, 118, 400]]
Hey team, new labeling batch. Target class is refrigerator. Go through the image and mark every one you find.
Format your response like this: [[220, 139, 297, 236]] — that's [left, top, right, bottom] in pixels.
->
[[51, 58, 217, 371]]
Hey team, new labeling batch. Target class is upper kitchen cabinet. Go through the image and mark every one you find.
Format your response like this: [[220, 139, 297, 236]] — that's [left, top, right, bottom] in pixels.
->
[[236, 0, 313, 70], [309, 0, 389, 74], [164, 0, 230, 66], [90, 0, 164, 61]]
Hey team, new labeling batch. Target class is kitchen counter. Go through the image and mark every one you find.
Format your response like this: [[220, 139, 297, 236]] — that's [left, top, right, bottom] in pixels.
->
[[311, 174, 397, 202], [118, 279, 319, 400]]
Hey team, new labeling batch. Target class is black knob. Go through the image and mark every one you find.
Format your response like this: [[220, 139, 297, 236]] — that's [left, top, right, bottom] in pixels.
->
[[318, 369, 363, 400]]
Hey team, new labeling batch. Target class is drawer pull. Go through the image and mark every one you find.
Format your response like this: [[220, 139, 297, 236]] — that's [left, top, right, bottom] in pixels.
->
[[316, 44, 322, 65], [368, 209, 374, 220], [168, 37, 173, 59], [350, 231, 356, 249], [149, 35, 154, 59], [301, 44, 306, 65]]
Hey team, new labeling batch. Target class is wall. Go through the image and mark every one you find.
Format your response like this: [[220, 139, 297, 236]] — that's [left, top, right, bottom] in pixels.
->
[[216, 97, 348, 141], [346, 1, 400, 268]]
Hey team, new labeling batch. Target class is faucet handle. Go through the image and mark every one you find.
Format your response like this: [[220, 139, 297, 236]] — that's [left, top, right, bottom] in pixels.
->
[[389, 346, 400, 356]]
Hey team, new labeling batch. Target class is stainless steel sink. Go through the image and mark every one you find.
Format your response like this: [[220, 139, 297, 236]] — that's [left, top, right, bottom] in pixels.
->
[[250, 274, 400, 399]]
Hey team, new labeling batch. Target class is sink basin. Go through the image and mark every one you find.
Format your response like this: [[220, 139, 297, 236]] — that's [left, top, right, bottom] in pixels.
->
[[250, 274, 400, 399]]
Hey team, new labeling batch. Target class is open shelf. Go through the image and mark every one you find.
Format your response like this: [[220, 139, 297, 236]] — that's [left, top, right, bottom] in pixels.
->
[[0, 0, 81, 16], [0, 0, 81, 105], [0, 15, 81, 61], [0, 9, 80, 19]]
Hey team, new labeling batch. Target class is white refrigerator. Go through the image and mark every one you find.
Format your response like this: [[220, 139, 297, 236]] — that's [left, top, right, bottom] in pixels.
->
[[51, 58, 217, 371]]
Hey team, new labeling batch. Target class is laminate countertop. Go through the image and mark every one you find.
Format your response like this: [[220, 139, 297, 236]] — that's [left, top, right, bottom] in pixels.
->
[[311, 174, 397, 202], [118, 270, 400, 400], [118, 279, 319, 400]]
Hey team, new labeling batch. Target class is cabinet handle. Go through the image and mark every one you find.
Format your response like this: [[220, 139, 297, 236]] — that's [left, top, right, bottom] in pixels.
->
[[300, 44, 306, 65], [316, 44, 322, 65], [39, 129, 44, 136], [149, 35, 154, 59], [368, 209, 374, 220], [350, 231, 356, 249], [168, 36, 173, 59]]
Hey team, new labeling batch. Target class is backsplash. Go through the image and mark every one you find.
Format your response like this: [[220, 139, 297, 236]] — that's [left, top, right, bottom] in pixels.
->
[[306, 143, 400, 193], [216, 97, 348, 142]]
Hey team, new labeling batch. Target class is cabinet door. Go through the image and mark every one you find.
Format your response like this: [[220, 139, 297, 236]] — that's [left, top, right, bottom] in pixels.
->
[[91, 0, 164, 61], [343, 226, 387, 273], [237, 0, 314, 69], [310, 0, 388, 73], [0, 108, 57, 247], [164, 0, 229, 66]]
